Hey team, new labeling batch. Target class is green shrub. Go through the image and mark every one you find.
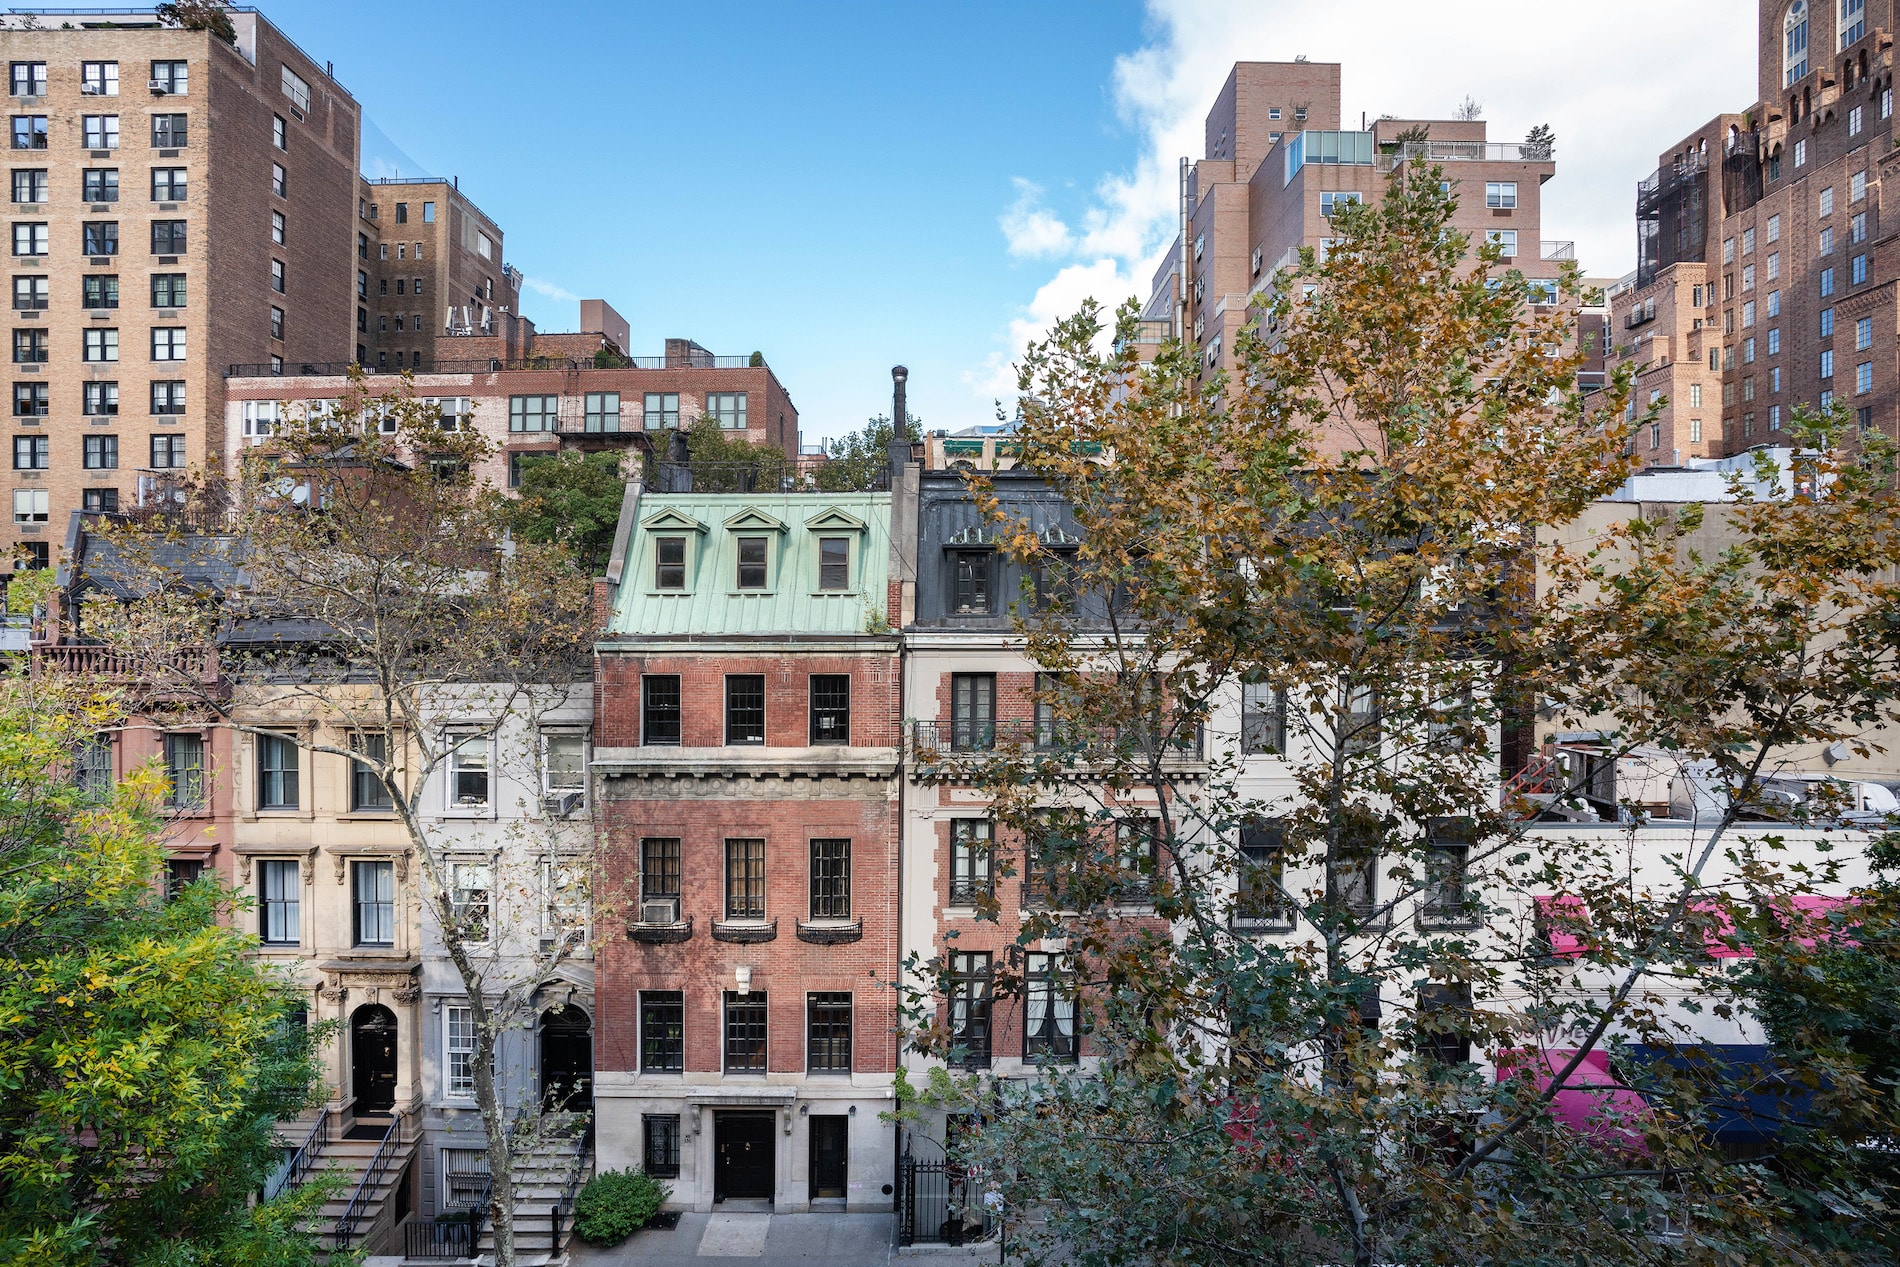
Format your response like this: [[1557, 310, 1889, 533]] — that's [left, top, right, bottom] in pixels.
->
[[574, 1168, 671, 1246]]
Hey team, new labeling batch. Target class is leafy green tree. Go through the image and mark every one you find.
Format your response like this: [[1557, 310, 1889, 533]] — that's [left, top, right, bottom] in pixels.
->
[[668, 415, 791, 491], [904, 163, 1900, 1266], [814, 413, 917, 492], [509, 450, 626, 573], [0, 679, 332, 1266]]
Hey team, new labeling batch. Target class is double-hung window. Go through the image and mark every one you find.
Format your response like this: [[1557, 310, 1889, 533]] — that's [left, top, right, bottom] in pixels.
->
[[9, 64, 45, 97], [724, 991, 767, 1072], [450, 861, 491, 941], [1240, 682, 1286, 754], [725, 674, 765, 744], [80, 61, 118, 96], [81, 327, 117, 362], [280, 67, 310, 112], [725, 837, 766, 919], [643, 392, 679, 429], [1486, 228, 1517, 257], [150, 435, 186, 468], [807, 992, 852, 1073], [11, 435, 45, 469], [151, 167, 185, 201], [1024, 953, 1077, 1061], [12, 275, 46, 310], [353, 859, 395, 945], [1422, 818, 1476, 926], [82, 435, 116, 469], [150, 61, 188, 95], [81, 115, 117, 149], [82, 274, 118, 309], [809, 674, 849, 744], [9, 116, 46, 150], [12, 381, 45, 414], [809, 837, 850, 919], [10, 221, 45, 255], [150, 326, 185, 361], [642, 674, 682, 744], [11, 488, 46, 524], [151, 114, 187, 147], [1484, 180, 1517, 208], [640, 991, 684, 1072], [260, 858, 300, 945], [1237, 818, 1292, 930], [543, 732, 585, 807], [736, 536, 768, 588], [83, 220, 117, 255], [653, 535, 686, 589], [83, 381, 117, 416], [950, 550, 991, 613], [257, 732, 298, 809], [447, 732, 489, 809], [509, 394, 557, 432], [818, 536, 850, 590], [10, 168, 45, 202], [152, 379, 186, 415], [584, 391, 619, 432], [949, 819, 992, 905], [641, 837, 682, 904], [351, 732, 392, 811], [445, 1005, 476, 1095], [12, 329, 46, 363]]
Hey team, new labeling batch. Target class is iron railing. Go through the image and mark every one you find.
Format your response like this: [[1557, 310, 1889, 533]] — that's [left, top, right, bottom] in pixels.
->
[[549, 1116, 595, 1255], [334, 1113, 405, 1251], [262, 1109, 329, 1202], [227, 353, 769, 379], [401, 1212, 476, 1260], [897, 1132, 997, 1246], [909, 719, 1202, 758]]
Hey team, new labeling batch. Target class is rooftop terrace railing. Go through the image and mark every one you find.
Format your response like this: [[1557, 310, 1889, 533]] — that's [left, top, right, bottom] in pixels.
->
[[227, 353, 767, 379], [1376, 140, 1551, 171]]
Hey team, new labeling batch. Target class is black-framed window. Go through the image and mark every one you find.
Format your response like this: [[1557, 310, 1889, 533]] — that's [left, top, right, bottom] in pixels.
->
[[163, 732, 203, 808], [82, 274, 118, 309], [818, 536, 850, 590], [9, 63, 46, 96], [350, 731, 392, 811], [809, 674, 849, 745], [82, 435, 117, 469], [641, 837, 681, 900], [257, 732, 298, 809], [1237, 818, 1293, 930], [736, 535, 768, 589], [9, 167, 44, 203], [1024, 952, 1077, 1061], [148, 273, 183, 309], [81, 221, 117, 255], [81, 487, 118, 513], [149, 434, 185, 468], [352, 859, 395, 946], [149, 220, 184, 255], [151, 166, 185, 200], [707, 391, 748, 429], [260, 858, 299, 945], [1033, 671, 1064, 750], [643, 1114, 682, 1176], [951, 549, 992, 614], [1241, 683, 1286, 755], [151, 113, 186, 147], [1422, 817, 1476, 927], [653, 535, 686, 589], [11, 381, 45, 415], [1336, 810, 1381, 917], [1343, 685, 1381, 758], [10, 222, 46, 255], [1417, 982, 1473, 1065], [642, 674, 681, 745], [809, 837, 850, 919], [150, 60, 187, 95], [10, 274, 44, 310], [13, 328, 47, 362], [165, 858, 203, 898], [948, 952, 992, 1068], [73, 734, 111, 799], [1034, 549, 1077, 609], [9, 116, 46, 150], [807, 992, 852, 1073], [640, 991, 683, 1072], [81, 168, 115, 203], [724, 991, 767, 1072], [949, 819, 992, 905], [11, 434, 46, 469], [1115, 817, 1159, 897], [951, 673, 994, 751], [725, 838, 765, 918], [725, 674, 765, 745]]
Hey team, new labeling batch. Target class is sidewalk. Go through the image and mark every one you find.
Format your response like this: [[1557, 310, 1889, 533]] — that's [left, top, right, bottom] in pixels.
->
[[570, 1211, 998, 1266]]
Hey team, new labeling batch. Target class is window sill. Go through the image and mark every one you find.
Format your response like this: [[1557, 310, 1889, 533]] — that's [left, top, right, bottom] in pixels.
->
[[809, 590, 862, 598], [338, 809, 396, 820]]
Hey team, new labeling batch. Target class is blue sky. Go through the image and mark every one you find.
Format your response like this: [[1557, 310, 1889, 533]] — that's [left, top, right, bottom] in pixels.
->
[[261, 0, 1752, 444]]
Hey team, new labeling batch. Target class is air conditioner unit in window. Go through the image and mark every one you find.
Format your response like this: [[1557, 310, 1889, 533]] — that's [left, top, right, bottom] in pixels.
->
[[641, 897, 680, 925], [147, 81, 168, 95], [542, 790, 583, 818], [80, 83, 100, 94]]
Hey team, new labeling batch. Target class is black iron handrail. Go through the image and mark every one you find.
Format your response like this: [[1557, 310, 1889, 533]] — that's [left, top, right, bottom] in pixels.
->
[[550, 1115, 596, 1254], [263, 1108, 328, 1202], [334, 1113, 405, 1250]]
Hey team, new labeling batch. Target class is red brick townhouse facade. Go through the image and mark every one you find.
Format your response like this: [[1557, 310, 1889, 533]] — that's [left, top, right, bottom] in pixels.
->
[[590, 478, 901, 1212]]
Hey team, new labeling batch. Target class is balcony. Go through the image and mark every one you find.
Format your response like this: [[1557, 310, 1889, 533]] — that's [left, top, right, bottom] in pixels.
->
[[909, 718, 1203, 761], [1540, 240, 1575, 261], [1376, 140, 1553, 172]]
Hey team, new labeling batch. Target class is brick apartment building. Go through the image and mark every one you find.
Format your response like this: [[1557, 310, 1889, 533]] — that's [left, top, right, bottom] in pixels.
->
[[1137, 62, 1581, 444], [222, 324, 800, 491], [590, 481, 902, 1212], [1610, 0, 1898, 465], [1, 5, 358, 565]]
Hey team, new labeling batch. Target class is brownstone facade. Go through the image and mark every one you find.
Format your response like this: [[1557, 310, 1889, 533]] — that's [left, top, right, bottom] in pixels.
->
[[1612, 0, 1899, 464], [1, 9, 356, 564]]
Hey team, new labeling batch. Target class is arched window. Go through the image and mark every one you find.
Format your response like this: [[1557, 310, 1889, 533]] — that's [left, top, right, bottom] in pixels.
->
[[1786, 1, 1810, 86]]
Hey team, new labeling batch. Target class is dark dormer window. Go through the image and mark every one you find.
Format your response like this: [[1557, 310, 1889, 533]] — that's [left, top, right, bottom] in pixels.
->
[[818, 536, 850, 590], [737, 536, 768, 589], [654, 535, 685, 589], [952, 550, 991, 614]]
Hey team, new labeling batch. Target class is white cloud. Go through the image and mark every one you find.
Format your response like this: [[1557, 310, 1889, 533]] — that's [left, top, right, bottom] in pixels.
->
[[1000, 178, 1075, 258], [972, 0, 1753, 408], [523, 276, 581, 303], [965, 258, 1136, 398]]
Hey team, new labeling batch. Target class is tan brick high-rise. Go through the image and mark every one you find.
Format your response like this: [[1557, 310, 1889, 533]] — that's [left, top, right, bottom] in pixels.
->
[[0, 8, 357, 566], [1611, 0, 1899, 465]]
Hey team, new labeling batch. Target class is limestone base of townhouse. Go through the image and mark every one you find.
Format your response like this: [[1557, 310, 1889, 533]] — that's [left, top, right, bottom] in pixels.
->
[[596, 1073, 897, 1213]]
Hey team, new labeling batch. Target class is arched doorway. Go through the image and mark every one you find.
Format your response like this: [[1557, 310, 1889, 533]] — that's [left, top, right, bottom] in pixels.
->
[[351, 1004, 398, 1114], [539, 1005, 592, 1111]]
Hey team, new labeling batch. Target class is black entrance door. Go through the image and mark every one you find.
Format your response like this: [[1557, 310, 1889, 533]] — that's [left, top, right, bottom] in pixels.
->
[[809, 1116, 848, 1200], [350, 1004, 398, 1113], [714, 1112, 775, 1202], [539, 1006, 592, 1111]]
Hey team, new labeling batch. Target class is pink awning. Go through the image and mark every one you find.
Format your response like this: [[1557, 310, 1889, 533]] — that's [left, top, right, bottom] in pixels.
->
[[1498, 1047, 1649, 1150]]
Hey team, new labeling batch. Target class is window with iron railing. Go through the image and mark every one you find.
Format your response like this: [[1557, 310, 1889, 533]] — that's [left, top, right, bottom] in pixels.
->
[[949, 819, 992, 905], [950, 673, 994, 751], [725, 837, 766, 919], [1236, 818, 1294, 931]]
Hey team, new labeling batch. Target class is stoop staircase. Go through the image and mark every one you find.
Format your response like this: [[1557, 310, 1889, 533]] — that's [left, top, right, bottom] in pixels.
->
[[470, 1111, 596, 1264], [269, 1107, 416, 1256]]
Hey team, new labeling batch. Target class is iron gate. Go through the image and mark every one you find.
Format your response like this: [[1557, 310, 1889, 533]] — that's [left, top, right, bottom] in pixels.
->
[[897, 1143, 996, 1246]]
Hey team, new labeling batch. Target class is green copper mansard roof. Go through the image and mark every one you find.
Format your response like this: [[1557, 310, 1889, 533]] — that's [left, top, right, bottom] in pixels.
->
[[608, 490, 893, 636]]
